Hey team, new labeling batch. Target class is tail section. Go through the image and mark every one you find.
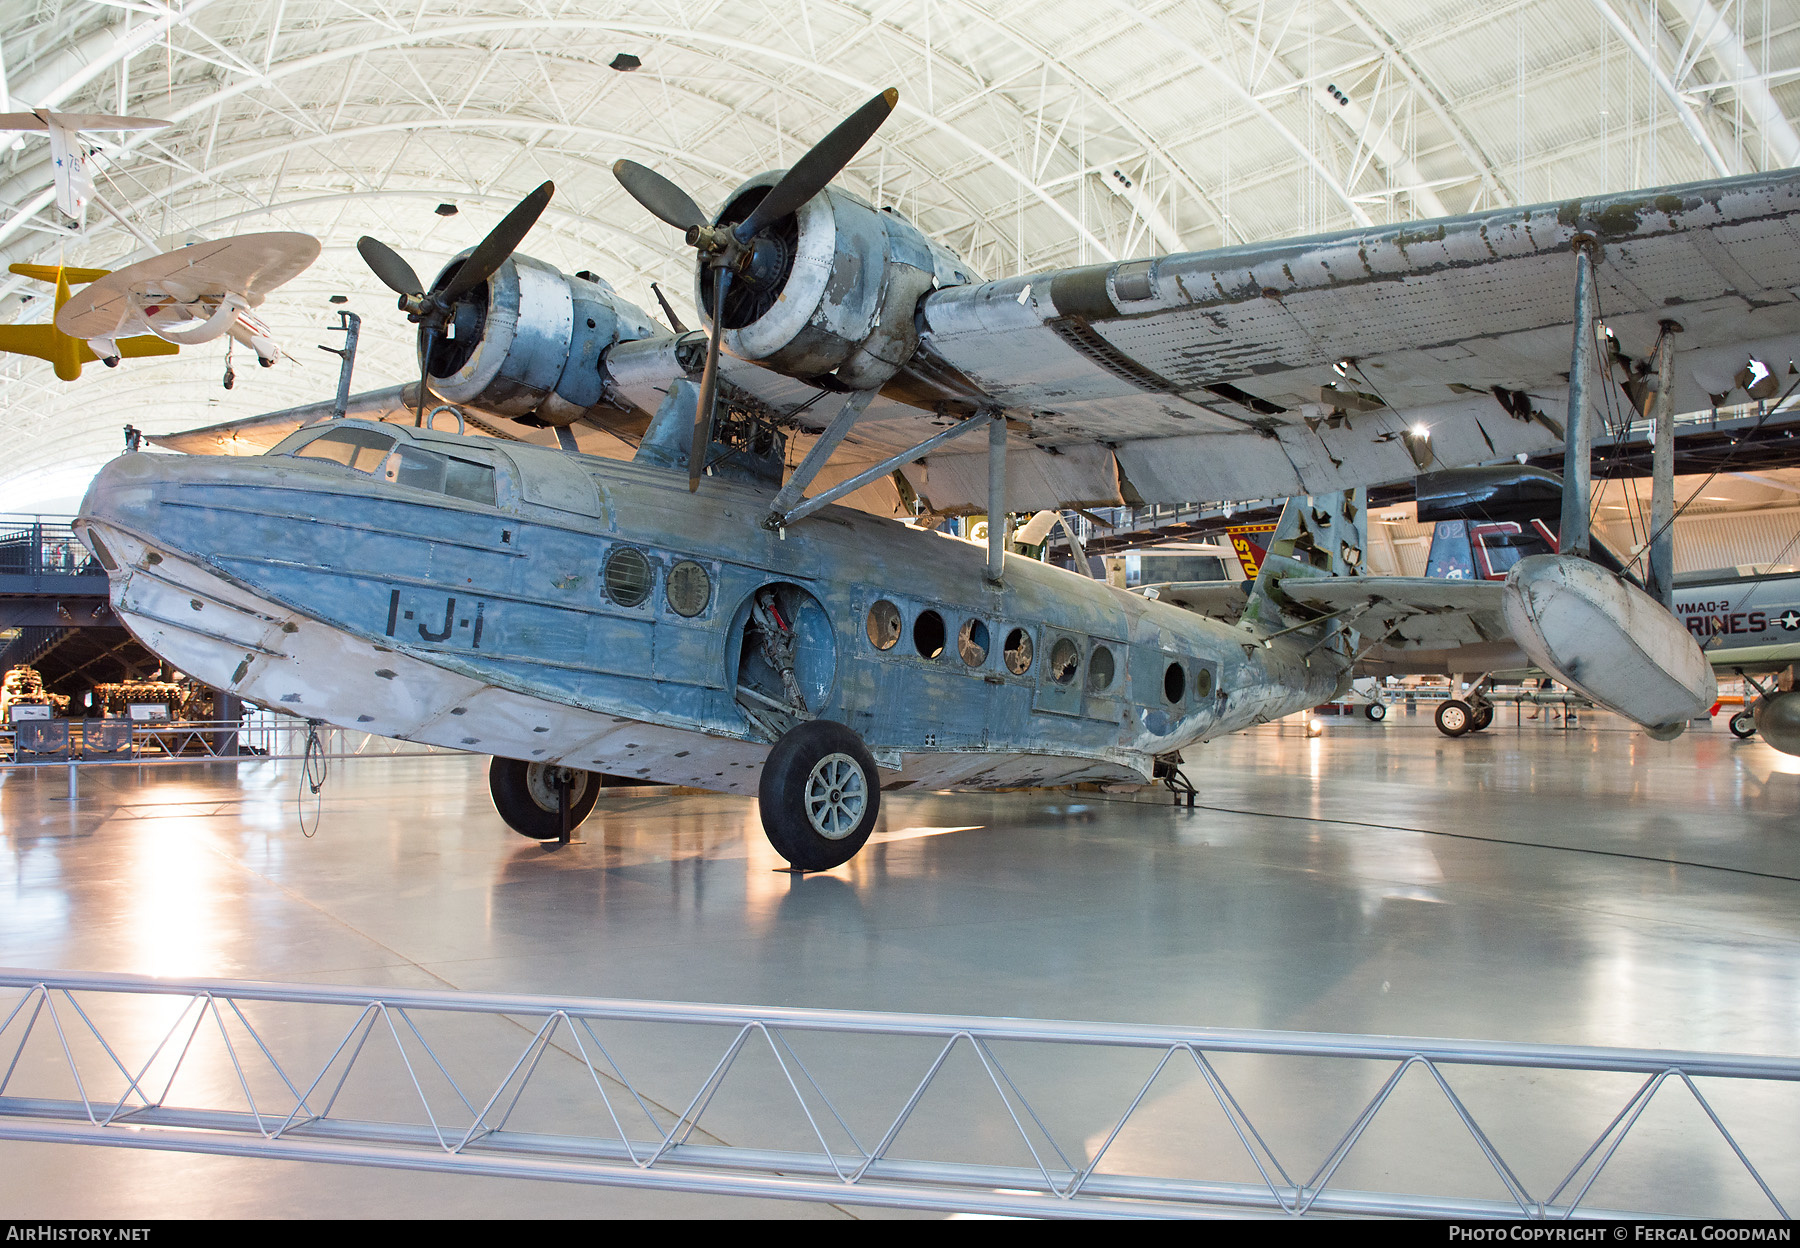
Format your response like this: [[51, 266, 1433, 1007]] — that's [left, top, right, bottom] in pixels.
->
[[1240, 488, 1368, 638]]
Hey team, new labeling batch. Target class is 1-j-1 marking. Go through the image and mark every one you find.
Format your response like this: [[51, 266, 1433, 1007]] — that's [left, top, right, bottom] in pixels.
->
[[386, 589, 486, 648]]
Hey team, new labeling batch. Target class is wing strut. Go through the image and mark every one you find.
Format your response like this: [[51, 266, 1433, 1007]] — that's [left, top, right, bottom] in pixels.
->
[[768, 405, 987, 529]]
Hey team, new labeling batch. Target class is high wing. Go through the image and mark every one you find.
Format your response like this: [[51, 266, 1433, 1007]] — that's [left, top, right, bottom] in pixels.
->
[[163, 168, 1800, 520], [866, 168, 1800, 511], [598, 168, 1800, 515]]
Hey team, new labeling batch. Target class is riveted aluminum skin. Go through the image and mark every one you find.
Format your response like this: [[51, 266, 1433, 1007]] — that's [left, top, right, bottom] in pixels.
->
[[74, 422, 1347, 794], [702, 176, 942, 389]]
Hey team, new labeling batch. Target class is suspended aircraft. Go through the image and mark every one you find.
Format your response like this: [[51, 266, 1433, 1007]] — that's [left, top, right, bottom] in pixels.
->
[[0, 263, 178, 380], [0, 109, 168, 226], [75, 89, 1800, 869], [54, 232, 320, 374]]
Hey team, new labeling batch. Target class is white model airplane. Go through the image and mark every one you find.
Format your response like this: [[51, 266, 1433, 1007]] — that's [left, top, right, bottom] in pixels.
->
[[0, 109, 168, 226], [54, 232, 321, 370]]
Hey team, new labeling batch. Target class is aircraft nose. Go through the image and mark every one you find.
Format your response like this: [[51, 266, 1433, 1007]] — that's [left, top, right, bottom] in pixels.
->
[[78, 450, 168, 532]]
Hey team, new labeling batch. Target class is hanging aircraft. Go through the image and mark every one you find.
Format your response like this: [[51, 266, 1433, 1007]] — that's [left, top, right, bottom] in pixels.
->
[[73, 89, 1800, 869], [53, 232, 321, 374], [0, 263, 179, 380], [0, 109, 169, 226]]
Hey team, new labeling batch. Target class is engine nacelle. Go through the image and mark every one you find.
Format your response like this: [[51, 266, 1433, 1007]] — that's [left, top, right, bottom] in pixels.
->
[[698, 173, 972, 390], [423, 252, 659, 426]]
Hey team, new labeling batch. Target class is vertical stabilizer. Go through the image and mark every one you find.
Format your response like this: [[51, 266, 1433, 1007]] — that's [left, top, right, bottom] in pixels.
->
[[1240, 489, 1369, 641]]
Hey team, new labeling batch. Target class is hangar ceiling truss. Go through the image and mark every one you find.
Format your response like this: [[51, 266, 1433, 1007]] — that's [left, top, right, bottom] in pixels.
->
[[0, 0, 1798, 506]]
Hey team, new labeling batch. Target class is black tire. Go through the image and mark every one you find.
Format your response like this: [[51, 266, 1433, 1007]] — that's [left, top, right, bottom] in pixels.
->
[[758, 720, 881, 871], [1364, 702, 1387, 722], [488, 757, 601, 840], [1470, 704, 1494, 732], [1436, 699, 1473, 737], [1730, 711, 1758, 739]]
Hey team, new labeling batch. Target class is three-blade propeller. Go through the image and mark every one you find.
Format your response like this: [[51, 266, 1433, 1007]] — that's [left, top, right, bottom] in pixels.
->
[[613, 88, 899, 490], [357, 181, 554, 424]]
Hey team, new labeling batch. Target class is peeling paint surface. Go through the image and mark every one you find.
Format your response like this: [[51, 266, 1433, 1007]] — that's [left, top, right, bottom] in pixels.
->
[[78, 427, 1346, 794]]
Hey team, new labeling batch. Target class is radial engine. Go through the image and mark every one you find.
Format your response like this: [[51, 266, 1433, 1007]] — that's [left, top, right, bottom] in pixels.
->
[[417, 254, 662, 427], [686, 173, 971, 391], [417, 181, 973, 426]]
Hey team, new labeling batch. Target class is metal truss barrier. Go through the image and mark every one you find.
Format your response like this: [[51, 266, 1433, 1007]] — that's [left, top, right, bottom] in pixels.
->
[[1, 718, 452, 770], [0, 970, 1792, 1219]]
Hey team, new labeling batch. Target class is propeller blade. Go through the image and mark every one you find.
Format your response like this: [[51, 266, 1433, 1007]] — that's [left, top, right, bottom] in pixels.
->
[[734, 88, 898, 241], [689, 267, 731, 492], [613, 160, 708, 233], [441, 180, 554, 302], [357, 236, 422, 298], [416, 325, 436, 427]]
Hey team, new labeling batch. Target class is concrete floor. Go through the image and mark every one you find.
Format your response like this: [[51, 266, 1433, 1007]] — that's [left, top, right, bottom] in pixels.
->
[[1, 706, 1797, 1218]]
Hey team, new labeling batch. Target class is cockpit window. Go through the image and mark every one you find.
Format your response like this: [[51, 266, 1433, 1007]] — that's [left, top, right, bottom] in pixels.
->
[[292, 427, 396, 472], [380, 444, 497, 506]]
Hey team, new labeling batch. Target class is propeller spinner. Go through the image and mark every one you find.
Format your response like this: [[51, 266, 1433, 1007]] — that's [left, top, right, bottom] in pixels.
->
[[614, 88, 899, 490], [357, 181, 555, 424]]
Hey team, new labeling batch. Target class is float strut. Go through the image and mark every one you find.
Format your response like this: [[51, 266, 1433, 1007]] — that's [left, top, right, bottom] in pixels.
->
[[1560, 237, 1600, 560], [1647, 322, 1681, 610]]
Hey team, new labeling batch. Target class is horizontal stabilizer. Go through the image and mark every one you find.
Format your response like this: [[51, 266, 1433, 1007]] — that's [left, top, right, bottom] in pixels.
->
[[8, 263, 110, 286]]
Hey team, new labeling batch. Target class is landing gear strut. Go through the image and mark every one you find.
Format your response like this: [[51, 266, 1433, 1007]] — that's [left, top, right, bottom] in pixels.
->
[[489, 757, 601, 841], [758, 720, 881, 871]]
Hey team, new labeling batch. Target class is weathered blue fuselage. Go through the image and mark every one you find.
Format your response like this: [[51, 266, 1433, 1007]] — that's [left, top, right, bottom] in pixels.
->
[[77, 420, 1346, 792]]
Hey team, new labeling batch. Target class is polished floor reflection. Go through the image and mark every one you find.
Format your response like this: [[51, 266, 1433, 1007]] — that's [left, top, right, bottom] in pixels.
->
[[1, 707, 1797, 1218]]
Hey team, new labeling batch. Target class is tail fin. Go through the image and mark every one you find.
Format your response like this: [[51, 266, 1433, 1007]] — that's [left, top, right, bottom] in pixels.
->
[[7, 263, 109, 286], [1240, 488, 1368, 635]]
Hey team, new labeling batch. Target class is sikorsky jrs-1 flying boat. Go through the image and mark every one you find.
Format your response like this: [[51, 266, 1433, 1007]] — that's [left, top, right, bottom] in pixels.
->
[[77, 89, 1800, 868]]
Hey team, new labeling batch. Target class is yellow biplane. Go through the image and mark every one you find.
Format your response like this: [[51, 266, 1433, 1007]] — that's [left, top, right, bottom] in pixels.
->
[[0, 263, 179, 380]]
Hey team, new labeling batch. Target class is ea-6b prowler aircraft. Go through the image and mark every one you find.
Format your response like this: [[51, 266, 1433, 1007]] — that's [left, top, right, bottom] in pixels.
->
[[77, 89, 1800, 869]]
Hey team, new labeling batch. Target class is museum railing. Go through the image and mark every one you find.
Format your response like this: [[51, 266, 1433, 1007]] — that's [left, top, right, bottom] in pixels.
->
[[0, 967, 1789, 1219]]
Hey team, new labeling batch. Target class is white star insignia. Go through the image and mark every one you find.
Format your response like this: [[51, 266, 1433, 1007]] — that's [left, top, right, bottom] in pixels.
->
[[1779, 611, 1800, 632]]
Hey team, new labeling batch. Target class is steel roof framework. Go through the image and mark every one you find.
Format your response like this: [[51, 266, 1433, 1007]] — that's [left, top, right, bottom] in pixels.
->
[[1, 0, 1797, 506]]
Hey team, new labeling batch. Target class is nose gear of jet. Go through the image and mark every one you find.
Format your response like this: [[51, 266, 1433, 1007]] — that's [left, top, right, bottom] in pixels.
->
[[759, 719, 881, 871]]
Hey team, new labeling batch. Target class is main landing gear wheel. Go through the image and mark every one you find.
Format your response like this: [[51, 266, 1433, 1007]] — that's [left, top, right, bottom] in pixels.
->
[[1436, 699, 1473, 737], [1363, 702, 1387, 722], [488, 757, 601, 840], [1469, 703, 1494, 732], [1730, 711, 1758, 739], [758, 720, 881, 871]]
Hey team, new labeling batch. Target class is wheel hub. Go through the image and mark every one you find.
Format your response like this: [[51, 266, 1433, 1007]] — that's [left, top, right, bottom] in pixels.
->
[[804, 752, 867, 841], [525, 763, 587, 812]]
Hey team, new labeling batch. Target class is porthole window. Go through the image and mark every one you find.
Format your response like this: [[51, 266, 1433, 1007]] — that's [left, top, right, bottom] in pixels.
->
[[1194, 666, 1214, 698], [914, 609, 946, 659], [1003, 628, 1033, 675], [1164, 661, 1186, 704], [603, 546, 653, 607], [1087, 644, 1115, 693], [867, 599, 902, 650], [958, 618, 990, 667], [666, 560, 711, 617], [1048, 637, 1081, 685]]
